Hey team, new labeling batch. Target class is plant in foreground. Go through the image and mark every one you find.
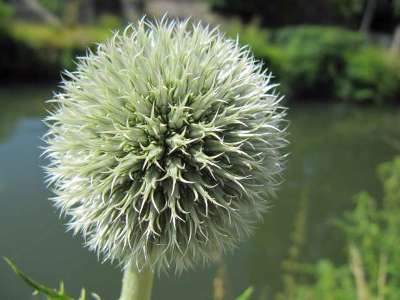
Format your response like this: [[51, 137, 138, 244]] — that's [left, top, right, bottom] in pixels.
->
[[4, 257, 100, 300], [273, 156, 400, 300], [4, 257, 253, 300], [18, 17, 288, 300]]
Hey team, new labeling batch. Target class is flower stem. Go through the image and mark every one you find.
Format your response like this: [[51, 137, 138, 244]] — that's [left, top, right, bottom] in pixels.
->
[[119, 260, 154, 300]]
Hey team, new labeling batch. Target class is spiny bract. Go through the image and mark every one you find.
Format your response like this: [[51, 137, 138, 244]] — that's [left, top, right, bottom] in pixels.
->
[[44, 18, 287, 272]]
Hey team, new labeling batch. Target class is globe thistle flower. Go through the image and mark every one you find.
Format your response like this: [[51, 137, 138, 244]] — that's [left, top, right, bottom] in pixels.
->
[[44, 18, 287, 273]]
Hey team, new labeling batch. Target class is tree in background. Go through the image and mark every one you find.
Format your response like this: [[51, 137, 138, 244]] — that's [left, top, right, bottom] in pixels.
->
[[209, 0, 340, 26], [209, 0, 400, 33], [5, 0, 146, 25], [343, 0, 400, 33], [360, 0, 377, 32], [8, 0, 60, 25]]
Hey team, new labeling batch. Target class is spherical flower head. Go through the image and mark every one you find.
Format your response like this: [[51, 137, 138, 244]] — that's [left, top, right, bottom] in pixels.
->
[[44, 17, 287, 272]]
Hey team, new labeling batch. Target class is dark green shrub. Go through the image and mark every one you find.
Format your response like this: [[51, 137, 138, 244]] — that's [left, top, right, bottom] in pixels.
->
[[0, 22, 112, 81], [337, 48, 400, 103], [230, 24, 400, 104], [272, 26, 366, 98], [225, 24, 371, 100]]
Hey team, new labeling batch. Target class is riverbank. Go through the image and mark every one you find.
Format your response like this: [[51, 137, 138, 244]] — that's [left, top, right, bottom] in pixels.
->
[[1, 20, 400, 104]]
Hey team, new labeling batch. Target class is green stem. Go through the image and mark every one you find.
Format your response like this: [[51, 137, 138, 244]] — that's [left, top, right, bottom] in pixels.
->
[[119, 260, 154, 300]]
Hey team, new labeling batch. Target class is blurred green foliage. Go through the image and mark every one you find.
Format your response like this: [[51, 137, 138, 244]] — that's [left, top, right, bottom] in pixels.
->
[[274, 156, 400, 300], [225, 21, 400, 103], [0, 22, 115, 81], [272, 26, 365, 98], [236, 287, 254, 300], [338, 48, 400, 103], [0, 0, 14, 25]]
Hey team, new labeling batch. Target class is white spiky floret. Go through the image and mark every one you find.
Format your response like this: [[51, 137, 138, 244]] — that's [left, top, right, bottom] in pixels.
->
[[44, 17, 288, 273]]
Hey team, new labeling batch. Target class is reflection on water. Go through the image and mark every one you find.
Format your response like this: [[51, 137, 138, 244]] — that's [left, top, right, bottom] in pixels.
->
[[0, 88, 46, 143], [0, 86, 399, 300]]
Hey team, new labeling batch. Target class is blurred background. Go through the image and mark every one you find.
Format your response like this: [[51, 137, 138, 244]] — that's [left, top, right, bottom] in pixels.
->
[[1, 1, 400, 300]]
